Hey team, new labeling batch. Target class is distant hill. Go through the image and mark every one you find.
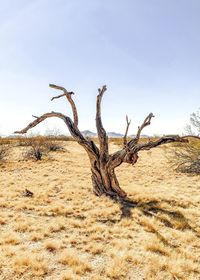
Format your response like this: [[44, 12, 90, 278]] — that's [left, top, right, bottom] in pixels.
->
[[107, 132, 124, 138], [81, 130, 96, 137], [81, 130, 124, 138], [129, 134, 150, 138], [81, 130, 151, 138]]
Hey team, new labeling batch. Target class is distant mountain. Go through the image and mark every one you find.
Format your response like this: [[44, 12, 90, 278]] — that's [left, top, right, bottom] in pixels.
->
[[107, 132, 124, 138], [81, 130, 96, 137], [81, 130, 150, 138], [81, 130, 124, 138], [129, 134, 150, 138]]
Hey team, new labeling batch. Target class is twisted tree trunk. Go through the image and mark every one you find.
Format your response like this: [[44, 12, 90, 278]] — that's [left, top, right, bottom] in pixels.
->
[[15, 83, 198, 199], [91, 162, 127, 197]]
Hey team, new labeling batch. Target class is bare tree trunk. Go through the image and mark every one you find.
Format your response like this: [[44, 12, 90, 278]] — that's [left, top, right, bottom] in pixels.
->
[[91, 160, 127, 197]]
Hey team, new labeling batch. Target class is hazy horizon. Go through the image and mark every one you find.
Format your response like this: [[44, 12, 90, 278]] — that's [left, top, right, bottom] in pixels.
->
[[0, 0, 200, 136]]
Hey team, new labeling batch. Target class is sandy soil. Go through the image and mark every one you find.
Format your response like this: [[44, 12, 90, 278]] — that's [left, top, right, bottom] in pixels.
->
[[0, 141, 199, 280]]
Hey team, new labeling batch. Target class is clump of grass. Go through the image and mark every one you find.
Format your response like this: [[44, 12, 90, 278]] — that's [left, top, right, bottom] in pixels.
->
[[58, 249, 91, 275], [167, 254, 199, 279], [0, 138, 10, 144], [17, 137, 32, 147], [1, 232, 21, 245], [145, 238, 170, 256], [43, 239, 61, 252], [30, 232, 45, 242], [13, 254, 49, 276], [85, 243, 104, 255], [22, 136, 47, 160], [144, 255, 168, 279], [44, 137, 64, 151], [0, 216, 6, 225], [48, 221, 65, 233], [14, 221, 34, 233], [105, 253, 128, 279], [60, 269, 76, 280]]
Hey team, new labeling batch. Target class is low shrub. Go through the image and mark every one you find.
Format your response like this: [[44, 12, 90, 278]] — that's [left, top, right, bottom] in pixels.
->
[[171, 141, 200, 174], [22, 137, 48, 160]]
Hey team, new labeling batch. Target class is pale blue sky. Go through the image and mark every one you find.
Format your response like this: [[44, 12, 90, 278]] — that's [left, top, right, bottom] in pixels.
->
[[0, 0, 199, 136]]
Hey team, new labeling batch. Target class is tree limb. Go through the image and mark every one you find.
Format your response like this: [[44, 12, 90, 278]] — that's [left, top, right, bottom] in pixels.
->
[[15, 112, 67, 134], [107, 149, 126, 170], [49, 84, 78, 127], [135, 136, 189, 152], [135, 112, 154, 140], [14, 112, 99, 161], [96, 85, 109, 159], [128, 113, 154, 149], [123, 115, 131, 147], [108, 134, 196, 169], [181, 135, 200, 140]]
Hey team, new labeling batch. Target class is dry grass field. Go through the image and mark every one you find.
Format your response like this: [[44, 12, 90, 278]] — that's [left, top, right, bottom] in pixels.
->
[[0, 140, 200, 280]]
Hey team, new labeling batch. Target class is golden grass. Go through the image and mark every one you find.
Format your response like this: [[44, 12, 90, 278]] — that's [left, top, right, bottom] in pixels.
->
[[59, 248, 92, 275], [13, 253, 49, 276], [0, 140, 199, 279]]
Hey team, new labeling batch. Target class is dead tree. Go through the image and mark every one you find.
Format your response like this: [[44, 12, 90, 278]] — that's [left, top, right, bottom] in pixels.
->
[[15, 84, 190, 198]]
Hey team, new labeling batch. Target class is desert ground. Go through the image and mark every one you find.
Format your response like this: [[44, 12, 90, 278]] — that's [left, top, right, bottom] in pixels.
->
[[0, 140, 200, 280]]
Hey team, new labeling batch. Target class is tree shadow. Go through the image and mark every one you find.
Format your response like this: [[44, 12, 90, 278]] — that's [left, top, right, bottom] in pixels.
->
[[97, 194, 199, 237], [121, 197, 199, 235]]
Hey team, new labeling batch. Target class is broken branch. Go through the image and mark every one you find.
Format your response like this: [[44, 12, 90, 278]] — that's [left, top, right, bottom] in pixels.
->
[[96, 85, 109, 158], [123, 115, 131, 147], [49, 84, 78, 126]]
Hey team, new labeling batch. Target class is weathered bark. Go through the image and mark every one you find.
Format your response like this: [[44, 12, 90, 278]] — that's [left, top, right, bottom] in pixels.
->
[[91, 160, 127, 197], [15, 83, 197, 199]]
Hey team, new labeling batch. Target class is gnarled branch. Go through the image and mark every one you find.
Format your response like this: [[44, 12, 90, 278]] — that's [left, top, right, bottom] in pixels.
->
[[128, 113, 154, 149], [136, 136, 188, 152], [123, 115, 131, 147], [136, 112, 154, 140], [49, 84, 78, 127], [96, 85, 109, 159], [14, 112, 99, 161], [15, 112, 67, 134]]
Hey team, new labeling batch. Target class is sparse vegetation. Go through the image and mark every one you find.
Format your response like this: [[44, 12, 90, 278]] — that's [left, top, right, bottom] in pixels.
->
[[0, 92, 199, 280], [44, 137, 64, 152], [169, 110, 200, 174], [0, 141, 199, 279], [17, 136, 65, 160], [171, 141, 200, 174], [22, 136, 48, 160]]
